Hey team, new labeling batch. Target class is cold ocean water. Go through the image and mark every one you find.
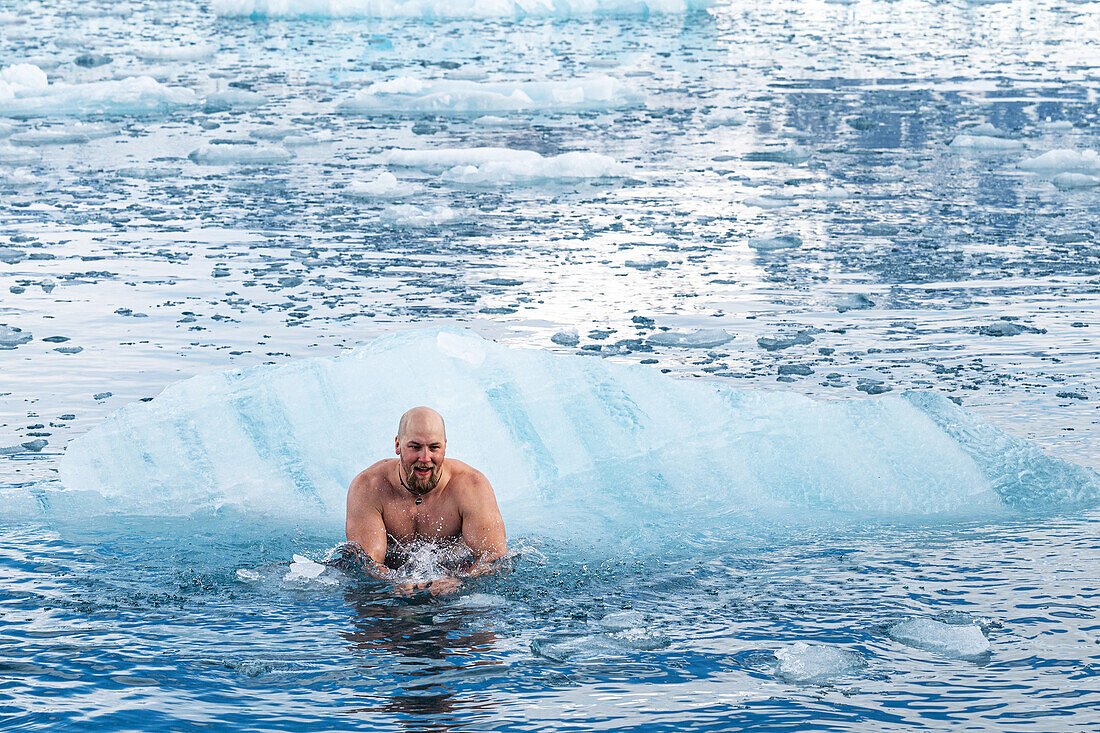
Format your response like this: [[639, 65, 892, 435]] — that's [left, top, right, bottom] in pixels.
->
[[1, 0, 1099, 730]]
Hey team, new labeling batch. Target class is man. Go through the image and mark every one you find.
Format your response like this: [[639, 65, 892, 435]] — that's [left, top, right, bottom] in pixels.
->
[[345, 406, 507, 596]]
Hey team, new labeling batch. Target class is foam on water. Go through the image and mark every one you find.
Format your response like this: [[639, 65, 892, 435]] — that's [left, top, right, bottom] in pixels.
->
[[214, 0, 713, 19], [54, 330, 1100, 541]]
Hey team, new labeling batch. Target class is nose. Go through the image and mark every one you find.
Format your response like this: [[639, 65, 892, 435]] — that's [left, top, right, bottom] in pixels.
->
[[417, 447, 431, 463]]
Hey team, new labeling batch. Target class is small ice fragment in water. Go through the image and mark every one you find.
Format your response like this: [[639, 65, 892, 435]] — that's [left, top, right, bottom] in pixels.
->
[[188, 143, 293, 165], [705, 108, 747, 128], [774, 642, 866, 684], [204, 88, 266, 113], [551, 329, 579, 347], [949, 134, 1023, 151], [887, 617, 990, 659], [748, 235, 802, 251], [0, 324, 32, 348], [1019, 148, 1100, 175], [379, 204, 461, 227], [599, 610, 646, 630], [1052, 173, 1100, 190], [862, 223, 899, 236], [284, 554, 332, 583], [236, 568, 261, 581], [837, 293, 874, 312], [648, 329, 734, 348], [345, 171, 423, 198], [20, 438, 48, 452], [975, 321, 1045, 337]]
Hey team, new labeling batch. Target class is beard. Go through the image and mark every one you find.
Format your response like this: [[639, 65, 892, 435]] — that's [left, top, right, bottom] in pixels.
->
[[403, 459, 442, 493]]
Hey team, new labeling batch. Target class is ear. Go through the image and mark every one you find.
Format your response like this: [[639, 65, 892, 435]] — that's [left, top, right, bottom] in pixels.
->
[[394, 435, 400, 455]]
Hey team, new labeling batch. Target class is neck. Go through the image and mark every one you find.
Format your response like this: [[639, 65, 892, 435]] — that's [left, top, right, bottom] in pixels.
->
[[398, 463, 437, 503]]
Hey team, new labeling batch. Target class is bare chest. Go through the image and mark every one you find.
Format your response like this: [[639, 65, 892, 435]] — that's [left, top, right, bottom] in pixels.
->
[[382, 500, 462, 542]]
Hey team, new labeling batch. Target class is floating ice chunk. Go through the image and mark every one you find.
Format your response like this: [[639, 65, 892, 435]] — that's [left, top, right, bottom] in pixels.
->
[[214, 0, 714, 19], [648, 328, 733, 348], [1039, 120, 1074, 132], [205, 88, 266, 112], [599, 610, 646, 630], [551, 329, 580, 347], [813, 186, 850, 201], [743, 194, 793, 209], [380, 204, 461, 227], [1019, 148, 1100, 175], [0, 324, 32, 348], [745, 144, 811, 164], [1052, 172, 1100, 190], [452, 592, 507, 608], [189, 143, 294, 165], [0, 168, 39, 185], [57, 329, 1100, 523], [836, 293, 874, 312], [284, 554, 334, 583], [949, 134, 1024, 151], [0, 145, 39, 165], [283, 133, 327, 147], [385, 146, 540, 171], [9, 122, 117, 146], [965, 122, 1009, 137], [887, 618, 989, 659], [346, 171, 424, 198], [340, 76, 640, 115], [0, 65, 198, 118], [705, 108, 747, 128], [473, 115, 523, 127], [132, 42, 217, 62], [250, 126, 296, 141], [749, 234, 801, 251], [117, 166, 183, 179], [441, 151, 630, 185], [235, 568, 261, 581], [775, 642, 866, 684]]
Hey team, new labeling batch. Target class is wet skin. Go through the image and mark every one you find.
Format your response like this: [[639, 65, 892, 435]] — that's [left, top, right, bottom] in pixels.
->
[[345, 408, 507, 596]]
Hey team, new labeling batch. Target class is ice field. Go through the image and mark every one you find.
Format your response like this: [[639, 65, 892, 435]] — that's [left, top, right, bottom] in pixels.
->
[[1, 0, 1099, 730]]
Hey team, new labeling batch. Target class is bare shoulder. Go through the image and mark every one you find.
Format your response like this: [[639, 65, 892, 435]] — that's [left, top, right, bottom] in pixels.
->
[[445, 459, 494, 498], [348, 459, 395, 500]]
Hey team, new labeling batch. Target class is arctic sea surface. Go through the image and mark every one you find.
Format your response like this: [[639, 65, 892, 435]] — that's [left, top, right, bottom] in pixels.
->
[[1, 0, 1099, 730]]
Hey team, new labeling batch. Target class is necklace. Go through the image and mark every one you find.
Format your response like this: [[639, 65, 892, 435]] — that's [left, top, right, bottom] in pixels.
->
[[398, 468, 425, 505]]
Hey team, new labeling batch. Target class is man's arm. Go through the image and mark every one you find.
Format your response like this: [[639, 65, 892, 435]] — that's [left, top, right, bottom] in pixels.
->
[[459, 472, 508, 577], [345, 476, 393, 582]]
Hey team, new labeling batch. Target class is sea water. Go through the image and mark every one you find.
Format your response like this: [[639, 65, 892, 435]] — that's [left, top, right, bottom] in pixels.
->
[[1, 0, 1099, 730]]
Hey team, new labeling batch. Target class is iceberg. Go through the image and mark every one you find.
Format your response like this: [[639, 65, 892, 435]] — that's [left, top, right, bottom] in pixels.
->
[[0, 64, 198, 119], [339, 76, 641, 115], [57, 329, 1100, 536], [213, 0, 714, 20]]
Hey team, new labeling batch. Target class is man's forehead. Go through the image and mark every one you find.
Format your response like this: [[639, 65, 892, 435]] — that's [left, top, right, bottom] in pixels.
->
[[398, 408, 446, 442]]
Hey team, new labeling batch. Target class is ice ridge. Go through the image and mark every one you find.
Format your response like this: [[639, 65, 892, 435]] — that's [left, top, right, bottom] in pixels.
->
[[55, 330, 1100, 532]]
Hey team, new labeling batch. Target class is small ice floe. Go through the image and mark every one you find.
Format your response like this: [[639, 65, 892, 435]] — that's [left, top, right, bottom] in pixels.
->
[[813, 185, 850, 201], [862, 222, 899, 236], [385, 147, 629, 185], [380, 204, 462, 227], [0, 168, 39, 186], [744, 144, 811, 164], [131, 42, 217, 62], [774, 642, 866, 684], [551, 329, 580, 347], [974, 320, 1045, 337], [748, 234, 802, 251], [0, 145, 39, 165], [0, 324, 33, 349], [1019, 148, 1100, 175], [452, 593, 507, 608], [339, 76, 640, 115], [757, 330, 815, 351], [188, 143, 294, 165], [204, 88, 266, 113], [472, 115, 523, 127], [235, 568, 261, 581], [836, 293, 875, 312], [345, 171, 424, 199], [284, 554, 335, 584], [1052, 172, 1100, 190], [532, 627, 669, 662], [705, 108, 748, 128], [648, 328, 734, 348], [743, 194, 793, 209], [887, 617, 990, 659], [0, 63, 198, 118], [949, 134, 1024, 152], [9, 122, 117, 146]]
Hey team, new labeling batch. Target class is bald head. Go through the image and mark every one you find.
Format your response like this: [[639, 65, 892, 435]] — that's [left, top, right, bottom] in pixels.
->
[[397, 406, 446, 442]]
